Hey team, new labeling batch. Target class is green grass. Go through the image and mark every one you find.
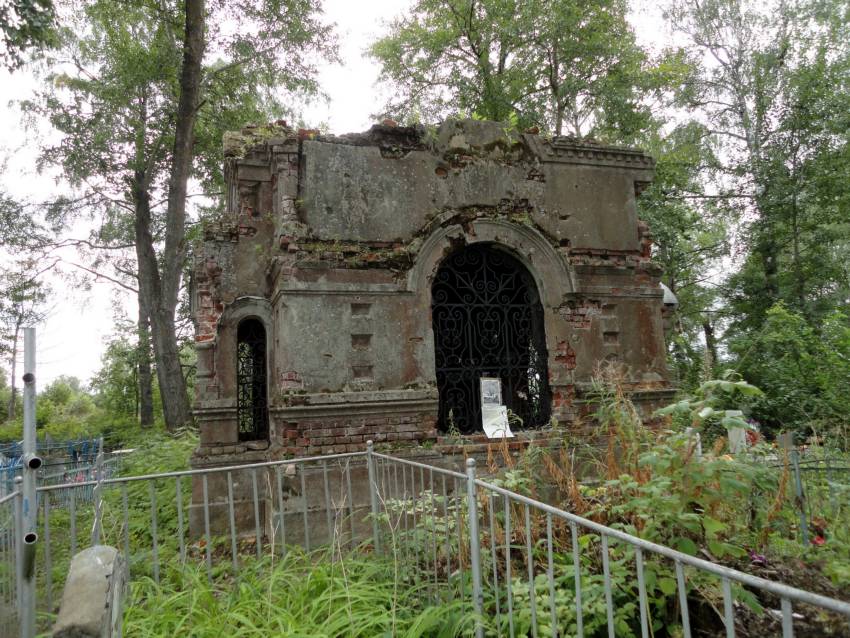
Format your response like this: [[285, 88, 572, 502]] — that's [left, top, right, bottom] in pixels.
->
[[25, 429, 478, 637], [123, 549, 477, 638]]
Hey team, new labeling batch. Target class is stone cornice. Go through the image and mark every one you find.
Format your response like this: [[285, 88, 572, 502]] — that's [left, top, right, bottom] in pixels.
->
[[270, 399, 438, 420], [574, 285, 665, 300], [525, 135, 655, 170], [271, 388, 438, 419]]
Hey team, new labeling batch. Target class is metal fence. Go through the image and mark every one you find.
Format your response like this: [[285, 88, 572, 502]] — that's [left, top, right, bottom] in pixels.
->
[[0, 437, 103, 467], [2, 442, 849, 638], [1, 447, 377, 638], [370, 450, 850, 638], [0, 437, 121, 499], [0, 491, 19, 632], [775, 448, 850, 546], [736, 446, 850, 547]]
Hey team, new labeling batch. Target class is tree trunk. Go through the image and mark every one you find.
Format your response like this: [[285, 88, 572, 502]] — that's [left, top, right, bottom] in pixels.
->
[[702, 318, 718, 374], [554, 103, 564, 136], [790, 186, 806, 314], [133, 0, 204, 431], [758, 237, 780, 300], [135, 179, 193, 431], [137, 296, 154, 427]]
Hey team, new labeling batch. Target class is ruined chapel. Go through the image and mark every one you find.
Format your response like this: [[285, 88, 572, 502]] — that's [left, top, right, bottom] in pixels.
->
[[191, 118, 675, 473]]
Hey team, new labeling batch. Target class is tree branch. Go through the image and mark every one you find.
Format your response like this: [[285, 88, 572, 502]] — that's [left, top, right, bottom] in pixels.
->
[[63, 261, 138, 293]]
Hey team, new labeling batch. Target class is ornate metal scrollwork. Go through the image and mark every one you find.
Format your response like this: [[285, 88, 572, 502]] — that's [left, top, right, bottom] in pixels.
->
[[431, 244, 551, 433], [236, 319, 269, 441]]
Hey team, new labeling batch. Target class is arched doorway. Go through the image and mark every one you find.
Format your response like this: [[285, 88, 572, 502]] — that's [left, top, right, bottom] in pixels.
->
[[431, 244, 551, 433], [236, 318, 269, 441]]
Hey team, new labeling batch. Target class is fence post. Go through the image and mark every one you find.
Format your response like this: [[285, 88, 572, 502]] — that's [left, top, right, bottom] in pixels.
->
[[14, 476, 22, 611], [20, 327, 39, 638], [823, 454, 837, 517], [791, 449, 808, 547], [91, 436, 104, 545], [366, 440, 381, 554], [465, 458, 484, 638]]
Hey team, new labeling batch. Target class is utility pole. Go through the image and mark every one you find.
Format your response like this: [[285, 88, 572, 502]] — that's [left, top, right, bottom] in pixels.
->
[[19, 327, 41, 638]]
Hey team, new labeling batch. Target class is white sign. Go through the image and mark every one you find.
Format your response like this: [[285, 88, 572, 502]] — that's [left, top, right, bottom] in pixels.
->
[[482, 405, 514, 438], [480, 377, 514, 438]]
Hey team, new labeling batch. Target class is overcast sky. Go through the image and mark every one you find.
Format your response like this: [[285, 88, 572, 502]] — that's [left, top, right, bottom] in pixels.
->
[[0, 0, 666, 388]]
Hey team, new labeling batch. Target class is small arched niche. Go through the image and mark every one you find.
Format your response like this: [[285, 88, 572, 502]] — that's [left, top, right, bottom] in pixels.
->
[[236, 318, 269, 441], [430, 243, 551, 433]]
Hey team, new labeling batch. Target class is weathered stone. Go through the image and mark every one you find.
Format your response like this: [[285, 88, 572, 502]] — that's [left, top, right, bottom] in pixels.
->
[[189, 117, 675, 538], [52, 546, 125, 638]]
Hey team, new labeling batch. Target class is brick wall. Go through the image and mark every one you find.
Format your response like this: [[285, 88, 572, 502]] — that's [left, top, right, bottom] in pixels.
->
[[273, 412, 438, 456]]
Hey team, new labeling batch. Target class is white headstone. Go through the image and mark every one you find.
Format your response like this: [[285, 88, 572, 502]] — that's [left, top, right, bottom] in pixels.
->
[[728, 427, 748, 454]]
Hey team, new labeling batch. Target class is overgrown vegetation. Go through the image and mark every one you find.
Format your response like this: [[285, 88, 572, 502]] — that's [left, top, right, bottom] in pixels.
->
[[0, 372, 136, 445], [123, 551, 475, 638], [731, 304, 850, 444], [2, 0, 849, 452], [11, 373, 847, 637], [465, 372, 850, 636]]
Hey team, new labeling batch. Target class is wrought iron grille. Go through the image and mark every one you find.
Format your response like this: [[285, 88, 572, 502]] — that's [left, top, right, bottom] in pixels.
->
[[236, 319, 269, 441], [431, 244, 551, 433]]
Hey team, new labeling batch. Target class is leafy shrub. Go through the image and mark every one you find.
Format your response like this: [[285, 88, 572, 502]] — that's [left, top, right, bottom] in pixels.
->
[[731, 303, 850, 444]]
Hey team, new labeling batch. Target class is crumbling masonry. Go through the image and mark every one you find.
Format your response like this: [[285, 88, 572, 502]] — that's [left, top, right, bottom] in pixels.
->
[[190, 118, 675, 537]]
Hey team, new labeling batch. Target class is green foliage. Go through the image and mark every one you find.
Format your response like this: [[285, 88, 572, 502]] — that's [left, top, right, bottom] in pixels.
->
[[30, 428, 476, 637], [29, 0, 337, 219], [0, 367, 10, 422], [635, 122, 729, 387], [656, 369, 763, 431], [0, 259, 51, 422], [731, 303, 850, 441], [600, 436, 773, 558], [35, 375, 95, 427], [0, 341, 160, 444], [0, 0, 57, 70], [369, 0, 676, 140], [89, 324, 159, 421], [667, 0, 850, 403], [0, 190, 49, 250], [469, 375, 850, 635], [0, 259, 50, 362], [17, 0, 338, 431]]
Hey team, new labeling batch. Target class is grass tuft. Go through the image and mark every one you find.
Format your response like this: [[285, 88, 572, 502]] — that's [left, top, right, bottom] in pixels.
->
[[123, 548, 476, 637]]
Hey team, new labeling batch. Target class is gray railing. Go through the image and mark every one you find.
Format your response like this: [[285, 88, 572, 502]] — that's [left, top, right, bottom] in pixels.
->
[[1, 442, 849, 638], [767, 448, 850, 546], [0, 490, 21, 638], [369, 448, 850, 638]]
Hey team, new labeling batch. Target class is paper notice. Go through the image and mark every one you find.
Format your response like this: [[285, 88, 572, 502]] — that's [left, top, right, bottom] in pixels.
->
[[482, 404, 514, 439]]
